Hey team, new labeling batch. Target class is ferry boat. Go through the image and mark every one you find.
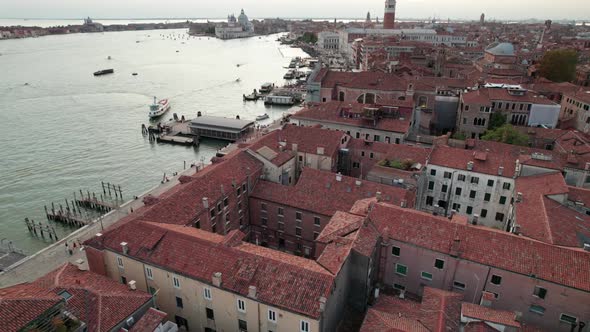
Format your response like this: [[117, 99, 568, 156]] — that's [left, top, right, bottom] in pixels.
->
[[283, 70, 295, 80], [260, 83, 274, 94], [149, 97, 171, 119]]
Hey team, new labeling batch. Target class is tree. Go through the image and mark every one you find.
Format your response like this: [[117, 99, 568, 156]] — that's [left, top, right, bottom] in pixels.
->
[[297, 32, 318, 44], [538, 49, 578, 82], [488, 113, 507, 130], [481, 124, 529, 146]]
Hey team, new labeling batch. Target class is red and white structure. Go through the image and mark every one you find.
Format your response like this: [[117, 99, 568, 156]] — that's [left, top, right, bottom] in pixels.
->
[[383, 0, 396, 29]]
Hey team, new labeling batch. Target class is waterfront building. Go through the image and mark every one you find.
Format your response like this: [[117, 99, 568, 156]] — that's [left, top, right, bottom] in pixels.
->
[[188, 116, 255, 141], [317, 31, 341, 51], [0, 262, 167, 332], [215, 9, 255, 40]]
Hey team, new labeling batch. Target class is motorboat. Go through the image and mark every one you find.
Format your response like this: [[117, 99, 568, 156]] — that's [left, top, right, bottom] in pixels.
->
[[149, 97, 171, 119], [256, 114, 270, 121], [93, 69, 114, 76]]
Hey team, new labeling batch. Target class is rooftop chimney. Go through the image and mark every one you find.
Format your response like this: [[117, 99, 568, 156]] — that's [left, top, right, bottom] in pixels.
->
[[121, 242, 129, 255], [467, 161, 474, 171], [472, 214, 479, 226], [128, 280, 137, 291], [319, 296, 327, 312], [399, 290, 406, 299], [248, 285, 257, 299], [336, 173, 343, 182], [292, 143, 298, 152], [212, 272, 222, 287], [514, 311, 523, 323], [584, 243, 590, 252], [498, 166, 504, 176], [376, 192, 382, 202], [75, 258, 87, 271], [355, 180, 362, 187], [516, 192, 523, 202], [400, 200, 407, 208], [317, 147, 325, 155], [202, 197, 209, 209]]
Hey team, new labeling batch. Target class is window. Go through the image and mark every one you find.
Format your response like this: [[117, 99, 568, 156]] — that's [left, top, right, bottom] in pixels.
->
[[471, 177, 479, 184], [393, 283, 406, 290], [395, 263, 408, 276], [481, 209, 488, 218], [529, 305, 545, 315], [441, 184, 448, 193], [242, 183, 247, 193], [465, 206, 473, 215], [296, 211, 302, 220], [534, 286, 547, 299], [313, 232, 319, 240], [435, 259, 445, 269], [499, 196, 507, 205], [491, 275, 502, 285], [487, 179, 494, 187], [237, 298, 246, 312], [455, 187, 462, 196], [370, 153, 374, 159], [58, 290, 73, 300], [300, 320, 310, 332], [204, 287, 212, 300], [145, 267, 153, 280], [224, 197, 229, 207], [452, 203, 461, 212], [430, 169, 437, 176], [444, 171, 452, 179], [120, 276, 127, 285], [314, 217, 321, 226], [503, 182, 511, 190], [261, 203, 267, 212], [278, 207, 284, 216], [453, 281, 466, 290], [296, 227, 302, 237], [173, 276, 180, 289], [117, 256, 124, 268], [421, 271, 433, 280], [495, 213, 505, 222], [361, 151, 365, 157], [238, 319, 248, 332], [392, 246, 401, 256], [195, 219, 201, 229], [237, 187, 241, 196], [268, 309, 277, 323], [353, 162, 360, 168], [206, 308, 215, 320], [484, 193, 491, 202], [426, 196, 434, 206], [217, 202, 222, 212], [210, 208, 216, 218], [261, 217, 268, 226], [560, 314, 577, 325], [469, 190, 476, 199], [176, 296, 183, 308], [458, 174, 466, 181]]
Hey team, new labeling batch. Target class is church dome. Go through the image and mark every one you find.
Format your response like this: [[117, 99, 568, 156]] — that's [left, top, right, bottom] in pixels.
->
[[485, 42, 515, 56], [238, 9, 249, 25]]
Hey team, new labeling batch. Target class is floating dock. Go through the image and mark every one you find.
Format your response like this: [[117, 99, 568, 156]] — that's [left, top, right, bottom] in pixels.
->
[[157, 135, 197, 146]]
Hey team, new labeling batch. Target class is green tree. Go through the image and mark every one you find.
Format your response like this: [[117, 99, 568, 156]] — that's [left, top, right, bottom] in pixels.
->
[[538, 49, 578, 82], [481, 124, 529, 146], [297, 32, 318, 44], [488, 113, 507, 130]]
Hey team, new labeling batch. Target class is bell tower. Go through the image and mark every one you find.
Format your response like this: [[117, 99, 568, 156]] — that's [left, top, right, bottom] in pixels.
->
[[383, 0, 396, 29]]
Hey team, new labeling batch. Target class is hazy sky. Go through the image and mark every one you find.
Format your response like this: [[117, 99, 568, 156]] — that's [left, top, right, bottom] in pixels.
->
[[2, 0, 589, 21]]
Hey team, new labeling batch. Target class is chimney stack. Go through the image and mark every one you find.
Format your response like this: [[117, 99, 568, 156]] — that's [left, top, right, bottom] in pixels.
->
[[498, 166, 504, 176], [376, 191, 382, 202], [248, 285, 257, 299], [467, 161, 474, 171], [292, 143, 298, 152], [472, 214, 479, 225], [212, 272, 222, 287], [355, 180, 362, 187], [336, 173, 343, 182], [75, 258, 88, 271], [516, 192, 523, 202], [128, 280, 137, 291], [584, 243, 590, 252], [400, 200, 407, 208], [399, 290, 405, 299], [319, 296, 327, 312], [121, 242, 129, 255], [203, 197, 209, 209]]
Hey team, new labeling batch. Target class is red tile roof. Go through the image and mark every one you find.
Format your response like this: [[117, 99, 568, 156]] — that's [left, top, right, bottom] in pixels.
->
[[462, 88, 558, 105], [370, 203, 590, 292], [515, 173, 590, 248], [348, 138, 432, 166], [250, 168, 414, 217], [0, 283, 62, 332], [317, 239, 354, 275], [316, 211, 364, 243], [34, 263, 153, 332], [292, 101, 412, 134], [567, 186, 590, 207], [461, 302, 521, 328], [86, 221, 334, 319], [129, 308, 167, 332], [429, 145, 519, 178]]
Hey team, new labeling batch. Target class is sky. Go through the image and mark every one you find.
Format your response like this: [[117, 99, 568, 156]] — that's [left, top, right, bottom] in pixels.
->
[[2, 0, 589, 21]]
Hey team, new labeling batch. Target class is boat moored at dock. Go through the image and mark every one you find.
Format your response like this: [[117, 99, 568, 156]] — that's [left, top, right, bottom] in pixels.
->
[[259, 83, 274, 94], [149, 97, 171, 119]]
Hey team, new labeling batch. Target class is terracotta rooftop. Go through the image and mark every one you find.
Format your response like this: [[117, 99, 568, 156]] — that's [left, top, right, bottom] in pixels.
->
[[85, 221, 334, 319], [34, 263, 153, 332], [462, 88, 557, 105], [292, 101, 412, 134], [429, 145, 520, 178], [250, 168, 414, 217], [128, 308, 167, 332], [369, 203, 590, 292], [461, 302, 521, 328], [514, 173, 590, 248], [0, 282, 62, 332]]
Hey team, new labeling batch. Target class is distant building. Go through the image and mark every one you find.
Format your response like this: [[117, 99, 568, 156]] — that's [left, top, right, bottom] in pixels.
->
[[215, 9, 255, 40], [81, 17, 104, 33], [383, 0, 397, 29], [318, 31, 340, 51], [480, 13, 485, 25]]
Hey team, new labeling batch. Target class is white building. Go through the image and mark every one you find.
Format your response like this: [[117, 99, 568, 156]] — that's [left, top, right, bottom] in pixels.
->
[[318, 31, 341, 51], [215, 9, 255, 40]]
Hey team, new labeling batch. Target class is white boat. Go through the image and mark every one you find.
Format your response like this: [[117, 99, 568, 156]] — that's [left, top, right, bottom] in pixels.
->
[[256, 114, 270, 121], [149, 97, 171, 118]]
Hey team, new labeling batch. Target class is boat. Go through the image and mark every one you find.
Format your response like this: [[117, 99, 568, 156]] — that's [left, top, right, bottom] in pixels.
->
[[256, 114, 270, 121], [284, 70, 295, 80], [93, 69, 114, 76], [132, 73, 138, 76], [149, 97, 171, 119], [244, 93, 259, 101], [260, 83, 274, 94]]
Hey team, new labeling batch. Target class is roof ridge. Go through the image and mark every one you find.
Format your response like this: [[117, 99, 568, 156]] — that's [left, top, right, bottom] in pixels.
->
[[53, 263, 68, 286]]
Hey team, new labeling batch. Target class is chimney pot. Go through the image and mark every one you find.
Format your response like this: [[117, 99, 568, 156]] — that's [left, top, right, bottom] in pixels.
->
[[376, 191, 382, 202], [355, 180, 362, 186], [120, 242, 129, 255], [516, 192, 523, 202], [248, 285, 257, 299], [319, 296, 327, 312], [498, 166, 504, 176], [584, 243, 590, 252], [128, 280, 137, 291], [399, 290, 405, 299], [75, 259, 87, 271], [212, 272, 222, 287], [202, 197, 209, 209], [336, 173, 343, 182]]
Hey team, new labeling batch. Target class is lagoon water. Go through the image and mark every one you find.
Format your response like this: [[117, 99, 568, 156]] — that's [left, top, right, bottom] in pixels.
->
[[0, 27, 306, 253]]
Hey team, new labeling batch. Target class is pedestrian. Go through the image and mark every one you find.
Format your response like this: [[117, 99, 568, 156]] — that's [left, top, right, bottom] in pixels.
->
[[73, 242, 77, 249], [65, 242, 69, 254]]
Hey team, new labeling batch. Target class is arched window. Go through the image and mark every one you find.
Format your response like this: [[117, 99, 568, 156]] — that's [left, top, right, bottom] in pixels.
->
[[357, 93, 377, 104]]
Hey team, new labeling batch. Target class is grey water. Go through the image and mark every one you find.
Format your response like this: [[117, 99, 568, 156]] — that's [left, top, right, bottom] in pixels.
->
[[0, 28, 306, 253]]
